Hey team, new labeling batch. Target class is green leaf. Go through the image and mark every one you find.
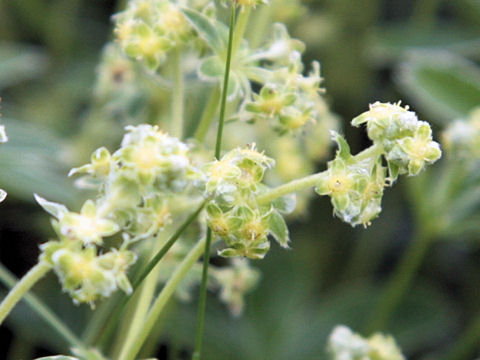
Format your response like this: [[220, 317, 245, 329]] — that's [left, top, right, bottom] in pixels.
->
[[198, 56, 225, 80], [0, 42, 48, 90], [370, 25, 480, 63], [182, 8, 226, 55], [396, 51, 480, 124], [268, 210, 289, 248], [0, 118, 78, 205], [35, 356, 79, 360]]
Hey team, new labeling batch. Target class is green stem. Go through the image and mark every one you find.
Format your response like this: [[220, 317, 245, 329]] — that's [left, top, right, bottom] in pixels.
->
[[443, 312, 480, 360], [0, 261, 51, 325], [121, 237, 207, 360], [171, 48, 184, 138], [192, 229, 212, 360], [0, 263, 86, 351], [364, 228, 435, 333], [194, 86, 221, 142], [116, 236, 170, 360], [214, 4, 236, 160], [353, 144, 383, 162], [193, 5, 237, 360], [95, 200, 206, 349], [256, 144, 383, 206], [257, 172, 324, 205]]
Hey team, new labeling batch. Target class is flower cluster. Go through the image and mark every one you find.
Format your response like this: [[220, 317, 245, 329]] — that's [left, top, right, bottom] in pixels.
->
[[204, 144, 289, 259], [114, 0, 211, 71], [352, 102, 441, 180], [37, 125, 200, 305], [245, 24, 328, 134], [315, 103, 441, 227], [442, 107, 480, 161], [327, 325, 405, 360], [0, 124, 7, 202], [316, 132, 386, 227]]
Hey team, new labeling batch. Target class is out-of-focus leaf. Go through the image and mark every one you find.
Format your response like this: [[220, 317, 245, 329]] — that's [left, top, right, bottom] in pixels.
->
[[35, 356, 79, 360], [182, 8, 227, 55], [0, 118, 77, 205], [370, 25, 480, 63], [396, 51, 480, 124], [0, 42, 48, 90]]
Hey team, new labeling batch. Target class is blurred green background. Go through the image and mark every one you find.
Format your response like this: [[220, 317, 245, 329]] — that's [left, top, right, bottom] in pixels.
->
[[1, 0, 480, 359]]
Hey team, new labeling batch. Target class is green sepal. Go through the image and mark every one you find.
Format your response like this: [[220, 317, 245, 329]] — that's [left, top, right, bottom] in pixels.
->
[[268, 210, 290, 248], [34, 194, 68, 219], [331, 131, 352, 161]]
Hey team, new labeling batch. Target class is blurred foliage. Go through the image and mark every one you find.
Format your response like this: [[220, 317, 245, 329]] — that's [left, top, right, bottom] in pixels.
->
[[0, 0, 479, 359]]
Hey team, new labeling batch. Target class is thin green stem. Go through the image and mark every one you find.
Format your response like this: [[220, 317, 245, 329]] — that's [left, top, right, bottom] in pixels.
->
[[95, 200, 206, 349], [0, 263, 85, 350], [194, 86, 221, 142], [193, 5, 237, 360], [171, 48, 184, 138], [192, 229, 212, 360], [256, 144, 384, 206], [353, 144, 383, 162], [443, 312, 480, 360], [364, 228, 435, 334], [0, 261, 51, 325], [257, 172, 324, 205], [121, 237, 207, 360], [116, 236, 170, 360], [214, 4, 236, 160]]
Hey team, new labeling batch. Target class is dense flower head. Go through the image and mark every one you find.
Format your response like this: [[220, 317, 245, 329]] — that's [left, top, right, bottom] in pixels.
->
[[42, 243, 136, 306], [245, 25, 326, 134], [315, 132, 387, 227], [352, 102, 441, 180], [36, 125, 202, 305], [204, 145, 289, 259], [442, 107, 480, 161], [114, 0, 211, 70], [327, 325, 405, 360]]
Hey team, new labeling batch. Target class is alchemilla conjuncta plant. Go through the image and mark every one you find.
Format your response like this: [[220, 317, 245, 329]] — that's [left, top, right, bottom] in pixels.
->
[[0, 1, 442, 359]]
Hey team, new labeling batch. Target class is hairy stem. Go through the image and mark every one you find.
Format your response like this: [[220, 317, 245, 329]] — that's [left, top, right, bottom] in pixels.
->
[[0, 261, 51, 325], [0, 263, 86, 351], [257, 172, 324, 205], [364, 228, 435, 333], [256, 144, 383, 206], [171, 48, 184, 138], [121, 237, 207, 360]]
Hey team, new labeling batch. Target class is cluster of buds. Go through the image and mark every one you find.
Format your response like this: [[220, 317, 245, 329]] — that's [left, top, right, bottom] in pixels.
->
[[327, 325, 405, 360], [204, 144, 289, 259], [0, 124, 6, 202], [316, 132, 387, 227], [36, 125, 200, 305], [245, 24, 327, 134], [442, 107, 480, 161], [114, 0, 211, 71], [352, 102, 441, 180], [315, 103, 441, 227]]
